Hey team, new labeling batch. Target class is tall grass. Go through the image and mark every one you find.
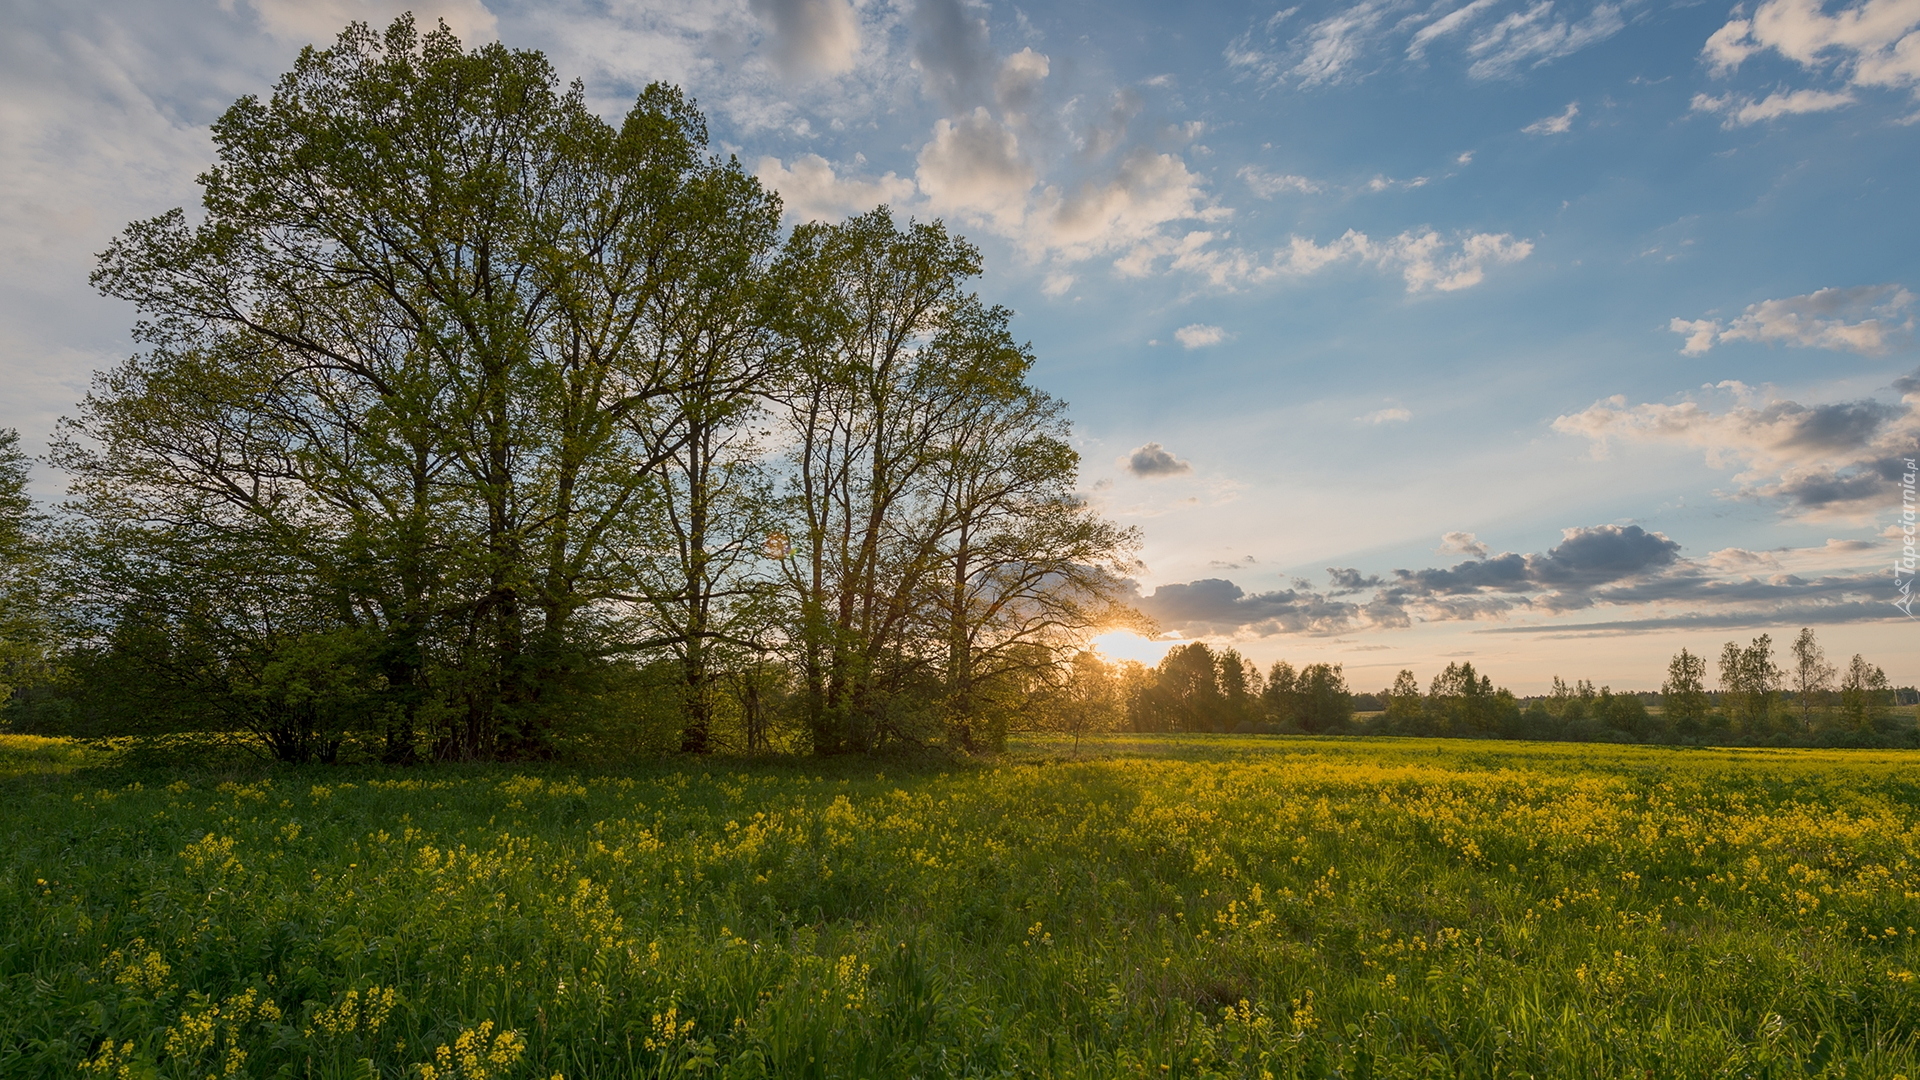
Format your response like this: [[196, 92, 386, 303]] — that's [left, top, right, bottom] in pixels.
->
[[4, 733, 1919, 1077]]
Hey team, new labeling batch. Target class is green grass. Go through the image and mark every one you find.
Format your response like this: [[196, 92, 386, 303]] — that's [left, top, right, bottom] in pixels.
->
[[6, 733, 1920, 1078]]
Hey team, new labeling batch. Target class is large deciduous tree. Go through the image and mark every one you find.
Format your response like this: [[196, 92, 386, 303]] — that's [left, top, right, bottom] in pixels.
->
[[62, 18, 779, 759], [771, 208, 1135, 753]]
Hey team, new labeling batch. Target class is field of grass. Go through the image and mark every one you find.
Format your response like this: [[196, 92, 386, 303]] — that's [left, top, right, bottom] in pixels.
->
[[6, 734, 1920, 1079]]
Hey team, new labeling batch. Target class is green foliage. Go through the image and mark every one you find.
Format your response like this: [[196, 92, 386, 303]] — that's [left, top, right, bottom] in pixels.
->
[[1719, 635, 1782, 738], [10, 735, 1920, 1077], [0, 430, 53, 709], [774, 208, 1135, 755], [1663, 648, 1712, 736], [49, 21, 1137, 762]]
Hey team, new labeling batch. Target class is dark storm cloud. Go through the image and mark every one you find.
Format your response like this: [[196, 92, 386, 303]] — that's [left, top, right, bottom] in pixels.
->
[[1128, 524, 1895, 640]]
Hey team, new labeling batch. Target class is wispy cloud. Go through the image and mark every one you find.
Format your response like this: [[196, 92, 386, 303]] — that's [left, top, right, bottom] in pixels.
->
[[1229, 0, 1629, 89], [1669, 284, 1914, 355], [1691, 88, 1857, 126], [1523, 100, 1580, 133], [1360, 406, 1413, 423], [1238, 164, 1323, 196], [1465, 1, 1625, 80], [1175, 323, 1231, 348], [1130, 227, 1533, 293]]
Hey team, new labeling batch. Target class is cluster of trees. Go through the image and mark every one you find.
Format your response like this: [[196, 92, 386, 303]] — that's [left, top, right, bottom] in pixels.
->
[[1659, 632, 1905, 741], [1121, 642, 1355, 734], [984, 642, 1358, 746], [0, 21, 1137, 761], [0, 23, 1910, 763]]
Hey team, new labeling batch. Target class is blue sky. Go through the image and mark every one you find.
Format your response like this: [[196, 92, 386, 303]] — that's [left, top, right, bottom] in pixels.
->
[[3, 0, 1917, 691]]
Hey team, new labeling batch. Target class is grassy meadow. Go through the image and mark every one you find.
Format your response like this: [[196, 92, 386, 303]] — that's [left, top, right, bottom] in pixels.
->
[[6, 734, 1920, 1078]]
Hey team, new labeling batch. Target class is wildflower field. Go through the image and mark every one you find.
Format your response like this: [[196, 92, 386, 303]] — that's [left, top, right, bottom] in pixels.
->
[[6, 734, 1920, 1078]]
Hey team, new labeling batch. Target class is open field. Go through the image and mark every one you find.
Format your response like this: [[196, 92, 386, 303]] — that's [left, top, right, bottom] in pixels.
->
[[6, 735, 1920, 1078]]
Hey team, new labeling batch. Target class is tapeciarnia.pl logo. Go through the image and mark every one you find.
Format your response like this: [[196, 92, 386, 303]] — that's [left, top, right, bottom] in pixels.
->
[[1897, 457, 1917, 619]]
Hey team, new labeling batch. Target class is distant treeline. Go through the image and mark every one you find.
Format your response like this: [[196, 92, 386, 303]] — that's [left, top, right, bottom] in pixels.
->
[[1078, 632, 1916, 748]]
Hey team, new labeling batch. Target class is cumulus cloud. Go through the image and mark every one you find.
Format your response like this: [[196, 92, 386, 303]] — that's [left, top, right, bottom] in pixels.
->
[[994, 47, 1049, 114], [1175, 323, 1230, 348], [1523, 100, 1580, 133], [1437, 531, 1492, 557], [1036, 147, 1225, 261], [1132, 526, 1898, 639], [1700, 0, 1920, 100], [914, 107, 1036, 232], [1122, 442, 1194, 478], [1669, 284, 1915, 355], [1389, 229, 1535, 291], [1554, 375, 1920, 520], [749, 0, 859, 78], [1690, 87, 1858, 125], [756, 154, 916, 222], [1361, 406, 1413, 423], [897, 47, 1229, 272]]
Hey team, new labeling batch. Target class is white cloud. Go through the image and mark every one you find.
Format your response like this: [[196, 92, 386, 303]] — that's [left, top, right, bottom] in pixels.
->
[[1289, 0, 1395, 86], [1230, 0, 1626, 89], [1036, 147, 1224, 261], [1669, 285, 1914, 355], [1175, 323, 1231, 348], [1408, 0, 1503, 58], [1366, 173, 1431, 191], [1669, 317, 1723, 355], [756, 154, 916, 222], [1437, 530, 1491, 556], [1362, 406, 1414, 423], [1385, 229, 1535, 291], [1553, 375, 1920, 521], [1133, 226, 1533, 293], [1465, 1, 1626, 79], [1041, 271, 1076, 297], [1700, 0, 1920, 117], [1239, 165, 1323, 196], [900, 51, 1225, 270], [914, 107, 1036, 232], [1690, 87, 1858, 125], [1523, 100, 1580, 133], [748, 0, 859, 78]]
